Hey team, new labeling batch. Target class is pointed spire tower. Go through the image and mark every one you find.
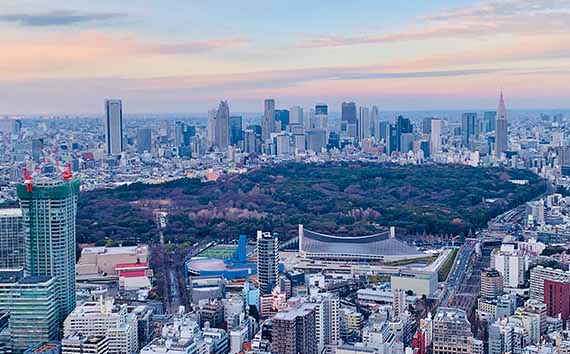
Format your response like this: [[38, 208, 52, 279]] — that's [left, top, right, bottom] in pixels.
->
[[495, 91, 508, 158]]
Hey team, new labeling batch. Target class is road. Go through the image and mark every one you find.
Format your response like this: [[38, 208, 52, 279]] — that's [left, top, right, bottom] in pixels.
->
[[441, 240, 476, 307]]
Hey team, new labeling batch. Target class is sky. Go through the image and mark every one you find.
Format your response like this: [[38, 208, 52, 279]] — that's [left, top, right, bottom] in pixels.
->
[[1, 0, 570, 114]]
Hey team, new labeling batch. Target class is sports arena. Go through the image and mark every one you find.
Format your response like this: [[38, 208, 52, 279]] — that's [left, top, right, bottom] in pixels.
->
[[298, 224, 424, 263]]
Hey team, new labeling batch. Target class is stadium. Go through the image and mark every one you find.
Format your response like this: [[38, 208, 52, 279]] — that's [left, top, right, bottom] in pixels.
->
[[185, 235, 256, 280], [298, 224, 425, 263]]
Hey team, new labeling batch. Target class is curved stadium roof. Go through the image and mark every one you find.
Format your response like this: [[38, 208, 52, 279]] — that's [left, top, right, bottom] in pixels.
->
[[300, 228, 422, 259]]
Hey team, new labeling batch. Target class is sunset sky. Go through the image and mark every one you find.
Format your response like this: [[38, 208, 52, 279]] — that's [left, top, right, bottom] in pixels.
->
[[1, 0, 570, 114]]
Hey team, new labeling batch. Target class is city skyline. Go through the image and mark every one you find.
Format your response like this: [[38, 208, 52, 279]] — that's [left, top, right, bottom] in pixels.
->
[[1, 0, 570, 114]]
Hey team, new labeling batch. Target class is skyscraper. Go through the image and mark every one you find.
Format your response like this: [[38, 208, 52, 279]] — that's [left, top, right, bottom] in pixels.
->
[[422, 117, 434, 134], [104, 99, 123, 155], [215, 100, 230, 150], [256, 231, 278, 295], [304, 109, 315, 130], [314, 104, 328, 130], [430, 119, 442, 156], [229, 116, 243, 146], [357, 106, 371, 141], [262, 99, 276, 141], [0, 209, 25, 269], [136, 128, 152, 154], [396, 116, 412, 151], [461, 113, 477, 147], [174, 121, 186, 147], [370, 105, 380, 138], [485, 111, 497, 132], [17, 174, 80, 323], [495, 92, 508, 157], [289, 106, 304, 126], [275, 109, 290, 130], [207, 109, 217, 147], [341, 102, 357, 124]]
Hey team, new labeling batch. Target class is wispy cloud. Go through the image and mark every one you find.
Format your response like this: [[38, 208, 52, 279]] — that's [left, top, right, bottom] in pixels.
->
[[300, 0, 570, 48], [142, 38, 250, 55], [0, 10, 125, 27]]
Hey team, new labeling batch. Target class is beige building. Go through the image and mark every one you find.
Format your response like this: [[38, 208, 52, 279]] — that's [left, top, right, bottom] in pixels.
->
[[433, 307, 477, 354], [76, 246, 148, 277]]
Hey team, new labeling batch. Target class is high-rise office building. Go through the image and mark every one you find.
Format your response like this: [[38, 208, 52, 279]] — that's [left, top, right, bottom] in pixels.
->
[[358, 107, 371, 141], [461, 113, 477, 147], [262, 99, 276, 141], [314, 104, 328, 130], [485, 111, 497, 132], [9, 276, 59, 354], [430, 119, 442, 156], [275, 110, 290, 131], [174, 122, 186, 147], [387, 124, 398, 154], [11, 119, 22, 135], [272, 304, 317, 354], [304, 109, 315, 130], [432, 308, 475, 354], [17, 175, 80, 323], [290, 106, 304, 126], [136, 128, 152, 154], [341, 102, 357, 124], [305, 129, 327, 153], [214, 101, 230, 150], [207, 109, 217, 146], [422, 117, 434, 134], [370, 106, 380, 138], [315, 104, 328, 116], [396, 116, 412, 151], [495, 91, 508, 157], [0, 208, 25, 269], [229, 116, 243, 146], [256, 231, 279, 295], [104, 99, 123, 155]]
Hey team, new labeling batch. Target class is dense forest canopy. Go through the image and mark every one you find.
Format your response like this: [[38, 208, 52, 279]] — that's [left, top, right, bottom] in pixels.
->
[[76, 163, 546, 245]]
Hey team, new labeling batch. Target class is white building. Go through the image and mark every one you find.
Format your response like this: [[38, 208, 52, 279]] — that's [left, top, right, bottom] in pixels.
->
[[62, 334, 110, 354], [430, 119, 442, 156], [140, 314, 207, 354], [491, 245, 527, 288], [64, 299, 138, 354], [358, 107, 371, 141]]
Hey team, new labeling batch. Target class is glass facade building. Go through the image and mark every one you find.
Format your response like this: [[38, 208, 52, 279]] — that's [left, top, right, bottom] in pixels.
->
[[17, 177, 79, 324]]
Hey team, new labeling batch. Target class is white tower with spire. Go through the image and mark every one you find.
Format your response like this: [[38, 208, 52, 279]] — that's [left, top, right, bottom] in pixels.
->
[[495, 91, 508, 158]]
